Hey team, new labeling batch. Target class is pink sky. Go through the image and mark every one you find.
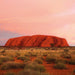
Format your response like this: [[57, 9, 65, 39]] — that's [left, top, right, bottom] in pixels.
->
[[0, 0, 75, 46]]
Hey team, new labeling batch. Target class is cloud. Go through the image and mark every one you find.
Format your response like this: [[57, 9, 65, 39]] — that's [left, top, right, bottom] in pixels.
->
[[53, 7, 75, 17], [0, 0, 75, 46], [0, 30, 22, 45]]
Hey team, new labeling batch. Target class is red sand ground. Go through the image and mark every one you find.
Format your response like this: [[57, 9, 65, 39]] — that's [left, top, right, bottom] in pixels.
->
[[31, 57, 75, 75], [43, 61, 75, 75], [0, 57, 75, 75]]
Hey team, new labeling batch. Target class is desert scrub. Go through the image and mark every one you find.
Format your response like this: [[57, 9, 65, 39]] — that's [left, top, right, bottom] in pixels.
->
[[46, 55, 56, 63], [69, 58, 75, 65], [24, 53, 31, 57], [6, 53, 17, 58], [17, 56, 30, 61], [0, 56, 14, 62], [16, 52, 20, 57], [55, 58, 68, 64], [0, 49, 6, 53], [37, 56, 44, 60], [54, 62, 67, 69], [24, 62, 46, 72], [64, 49, 69, 54], [23, 57, 30, 63], [43, 52, 48, 56], [17, 56, 25, 61], [31, 53, 38, 57], [60, 49, 71, 59], [4, 51, 17, 58], [17, 70, 49, 75], [0, 60, 3, 65], [73, 69, 75, 73], [61, 53, 71, 59], [5, 72, 15, 75], [34, 58, 43, 64], [0, 62, 25, 70], [71, 69, 75, 75]]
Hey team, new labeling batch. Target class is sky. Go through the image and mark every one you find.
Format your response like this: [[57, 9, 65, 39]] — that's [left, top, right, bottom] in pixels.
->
[[0, 0, 75, 46]]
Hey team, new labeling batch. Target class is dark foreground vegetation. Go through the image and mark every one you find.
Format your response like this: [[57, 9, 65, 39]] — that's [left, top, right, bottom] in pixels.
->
[[0, 46, 75, 75]]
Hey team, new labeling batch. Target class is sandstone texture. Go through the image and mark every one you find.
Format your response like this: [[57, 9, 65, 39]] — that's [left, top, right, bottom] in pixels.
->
[[5, 35, 69, 47]]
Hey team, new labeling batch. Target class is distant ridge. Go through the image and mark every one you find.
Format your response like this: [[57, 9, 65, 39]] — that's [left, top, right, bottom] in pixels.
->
[[5, 35, 69, 47]]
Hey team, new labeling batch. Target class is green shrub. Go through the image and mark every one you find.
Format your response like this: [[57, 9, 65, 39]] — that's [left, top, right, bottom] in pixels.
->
[[43, 53, 47, 56], [16, 52, 20, 56], [24, 62, 37, 70], [0, 60, 3, 65], [24, 62, 46, 72], [5, 72, 15, 75], [71, 69, 75, 75], [0, 56, 14, 62], [25, 54, 31, 57], [64, 49, 69, 54], [17, 56, 30, 61], [37, 56, 44, 60], [34, 58, 43, 64], [23, 57, 30, 63], [46, 55, 56, 63], [36, 65, 46, 72], [73, 69, 75, 72], [54, 62, 67, 69], [31, 53, 37, 57], [17, 56, 26, 61], [64, 54, 71, 59], [61, 53, 71, 59], [17, 70, 49, 75], [69, 59, 75, 65], [0, 62, 25, 70], [55, 58, 68, 64], [8, 57, 15, 61], [1, 50, 5, 53]]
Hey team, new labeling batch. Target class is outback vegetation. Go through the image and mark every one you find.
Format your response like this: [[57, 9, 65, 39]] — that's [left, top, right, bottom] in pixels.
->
[[0, 47, 75, 75]]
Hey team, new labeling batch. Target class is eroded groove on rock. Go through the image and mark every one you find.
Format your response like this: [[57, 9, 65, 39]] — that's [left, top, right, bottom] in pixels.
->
[[5, 35, 69, 47]]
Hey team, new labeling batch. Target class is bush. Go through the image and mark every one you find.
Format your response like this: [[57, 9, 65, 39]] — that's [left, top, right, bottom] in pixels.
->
[[73, 69, 75, 73], [5, 72, 15, 75], [0, 62, 25, 70], [0, 60, 3, 65], [0, 56, 14, 62], [61, 53, 71, 59], [25, 54, 31, 57], [24, 62, 37, 70], [17, 56, 30, 61], [34, 58, 43, 64], [0, 50, 5, 53], [37, 56, 44, 60], [46, 55, 56, 63], [24, 57, 30, 63], [63, 54, 71, 59], [17, 70, 49, 75], [17, 56, 26, 61], [55, 58, 68, 64], [54, 62, 67, 69], [71, 69, 75, 75], [16, 52, 20, 56], [24, 62, 46, 72], [8, 57, 15, 61], [30, 52, 38, 57], [64, 49, 69, 54], [37, 65, 46, 72], [43, 53, 47, 56], [69, 58, 75, 65]]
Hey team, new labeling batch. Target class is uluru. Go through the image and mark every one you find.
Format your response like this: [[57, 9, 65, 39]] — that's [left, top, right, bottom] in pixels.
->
[[5, 35, 69, 47]]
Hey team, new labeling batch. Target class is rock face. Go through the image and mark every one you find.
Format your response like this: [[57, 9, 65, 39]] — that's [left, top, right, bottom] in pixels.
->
[[5, 35, 69, 47]]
